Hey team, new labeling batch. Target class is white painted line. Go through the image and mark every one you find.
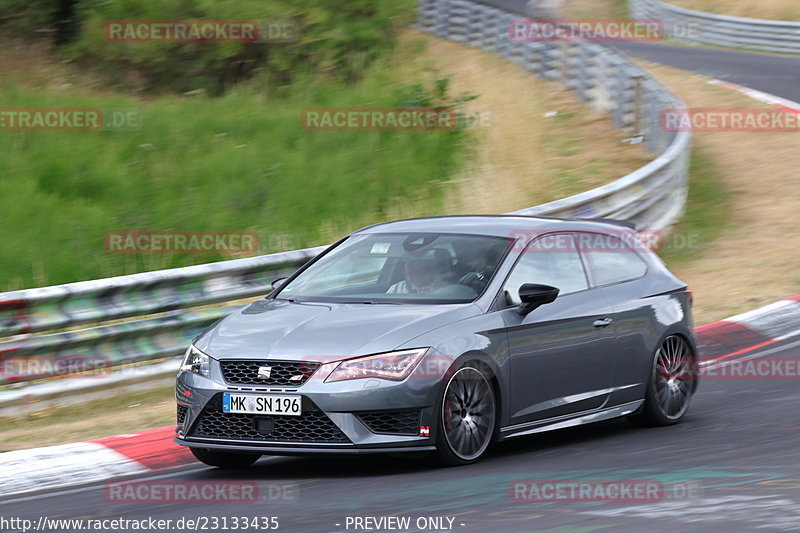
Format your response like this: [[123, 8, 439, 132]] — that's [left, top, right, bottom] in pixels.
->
[[727, 300, 800, 340], [0, 442, 146, 496], [707, 79, 800, 112], [0, 465, 207, 504], [700, 335, 800, 369], [0, 456, 280, 505], [728, 299, 800, 324], [776, 328, 800, 342]]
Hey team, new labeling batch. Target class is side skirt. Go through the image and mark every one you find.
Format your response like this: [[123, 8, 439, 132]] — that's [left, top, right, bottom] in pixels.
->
[[498, 400, 644, 440]]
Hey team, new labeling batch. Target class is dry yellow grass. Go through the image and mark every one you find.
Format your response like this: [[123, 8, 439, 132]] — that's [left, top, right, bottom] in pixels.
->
[[667, 0, 800, 21], [322, 30, 654, 237], [0, 385, 175, 452], [634, 61, 800, 322], [398, 31, 652, 215], [565, 0, 628, 18], [565, 0, 800, 22]]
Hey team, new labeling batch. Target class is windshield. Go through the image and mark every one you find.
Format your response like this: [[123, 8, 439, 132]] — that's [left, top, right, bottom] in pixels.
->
[[275, 233, 511, 304]]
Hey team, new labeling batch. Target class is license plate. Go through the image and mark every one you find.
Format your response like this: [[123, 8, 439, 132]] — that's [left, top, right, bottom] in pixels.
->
[[222, 393, 302, 416]]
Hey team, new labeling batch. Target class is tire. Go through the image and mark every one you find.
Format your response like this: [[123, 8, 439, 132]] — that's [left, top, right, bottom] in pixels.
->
[[434, 364, 497, 466], [631, 335, 696, 426], [190, 447, 261, 468]]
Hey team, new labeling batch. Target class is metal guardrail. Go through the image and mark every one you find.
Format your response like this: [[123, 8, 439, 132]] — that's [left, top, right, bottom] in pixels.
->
[[420, 0, 691, 230], [0, 0, 692, 403], [631, 0, 800, 55]]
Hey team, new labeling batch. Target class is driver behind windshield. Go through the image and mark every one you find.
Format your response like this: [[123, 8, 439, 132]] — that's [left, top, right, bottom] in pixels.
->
[[386, 248, 454, 295]]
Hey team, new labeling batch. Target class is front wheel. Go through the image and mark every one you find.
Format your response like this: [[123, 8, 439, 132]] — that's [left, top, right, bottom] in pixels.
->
[[632, 335, 696, 426], [435, 365, 497, 466], [190, 447, 261, 468]]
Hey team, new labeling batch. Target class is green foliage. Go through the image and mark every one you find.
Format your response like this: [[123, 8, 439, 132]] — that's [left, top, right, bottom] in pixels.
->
[[0, 58, 473, 290], [60, 0, 417, 94], [392, 74, 479, 130], [658, 149, 732, 267], [0, 0, 59, 38], [393, 74, 476, 108]]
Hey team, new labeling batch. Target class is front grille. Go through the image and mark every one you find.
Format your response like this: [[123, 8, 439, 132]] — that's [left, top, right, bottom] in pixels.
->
[[177, 405, 188, 426], [191, 394, 349, 443], [219, 360, 320, 386], [357, 410, 421, 435]]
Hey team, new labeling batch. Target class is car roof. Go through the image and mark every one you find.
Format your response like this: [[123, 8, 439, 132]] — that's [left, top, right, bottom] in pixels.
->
[[353, 215, 635, 238]]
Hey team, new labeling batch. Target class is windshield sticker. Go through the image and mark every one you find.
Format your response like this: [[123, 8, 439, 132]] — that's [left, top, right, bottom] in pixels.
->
[[370, 243, 391, 254]]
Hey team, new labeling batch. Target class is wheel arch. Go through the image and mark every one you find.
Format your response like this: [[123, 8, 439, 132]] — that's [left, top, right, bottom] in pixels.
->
[[444, 350, 504, 440]]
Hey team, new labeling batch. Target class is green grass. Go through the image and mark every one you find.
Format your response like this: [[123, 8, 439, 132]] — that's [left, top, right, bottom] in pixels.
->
[[0, 52, 472, 290], [658, 148, 732, 266]]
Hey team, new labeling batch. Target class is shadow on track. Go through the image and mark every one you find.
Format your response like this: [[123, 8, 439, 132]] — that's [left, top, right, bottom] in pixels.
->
[[180, 416, 674, 480]]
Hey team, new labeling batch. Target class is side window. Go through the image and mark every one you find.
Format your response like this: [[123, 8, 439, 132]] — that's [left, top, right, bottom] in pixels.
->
[[502, 233, 589, 306], [578, 232, 648, 286]]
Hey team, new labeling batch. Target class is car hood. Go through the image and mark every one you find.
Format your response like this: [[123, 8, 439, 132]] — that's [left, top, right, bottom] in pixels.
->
[[194, 299, 481, 362]]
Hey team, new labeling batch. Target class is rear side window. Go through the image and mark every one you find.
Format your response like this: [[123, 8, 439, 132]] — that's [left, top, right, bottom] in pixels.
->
[[502, 233, 589, 305], [579, 232, 648, 286]]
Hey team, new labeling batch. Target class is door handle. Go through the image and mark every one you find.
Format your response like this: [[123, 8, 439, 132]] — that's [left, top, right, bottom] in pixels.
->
[[593, 318, 613, 328]]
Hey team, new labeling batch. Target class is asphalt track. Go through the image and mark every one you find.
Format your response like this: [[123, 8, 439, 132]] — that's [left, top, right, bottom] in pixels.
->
[[489, 0, 800, 103], [3, 336, 800, 532], [5, 5, 800, 533]]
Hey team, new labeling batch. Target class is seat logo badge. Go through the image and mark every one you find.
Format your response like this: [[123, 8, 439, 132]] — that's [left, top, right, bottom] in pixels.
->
[[257, 366, 272, 378]]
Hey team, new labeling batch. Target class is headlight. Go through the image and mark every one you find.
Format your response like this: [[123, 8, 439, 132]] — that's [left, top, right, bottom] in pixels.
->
[[325, 348, 427, 383], [180, 345, 211, 378]]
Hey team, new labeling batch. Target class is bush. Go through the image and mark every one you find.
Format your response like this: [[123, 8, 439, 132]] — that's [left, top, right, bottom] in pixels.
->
[[60, 0, 417, 94], [0, 0, 80, 43]]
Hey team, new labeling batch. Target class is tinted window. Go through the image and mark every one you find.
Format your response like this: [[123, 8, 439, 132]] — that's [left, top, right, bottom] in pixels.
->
[[579, 232, 648, 286], [502, 233, 588, 305]]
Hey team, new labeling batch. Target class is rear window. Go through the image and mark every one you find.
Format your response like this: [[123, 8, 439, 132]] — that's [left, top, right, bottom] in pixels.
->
[[579, 232, 648, 286]]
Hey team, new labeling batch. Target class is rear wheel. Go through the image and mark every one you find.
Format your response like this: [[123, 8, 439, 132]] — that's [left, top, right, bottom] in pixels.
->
[[632, 335, 696, 426], [190, 447, 261, 468], [435, 365, 497, 465]]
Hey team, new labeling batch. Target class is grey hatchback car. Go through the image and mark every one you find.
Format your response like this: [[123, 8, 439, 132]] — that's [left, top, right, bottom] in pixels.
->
[[175, 215, 698, 467]]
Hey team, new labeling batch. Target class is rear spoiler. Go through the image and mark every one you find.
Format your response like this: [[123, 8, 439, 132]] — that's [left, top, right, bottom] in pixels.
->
[[582, 218, 637, 230]]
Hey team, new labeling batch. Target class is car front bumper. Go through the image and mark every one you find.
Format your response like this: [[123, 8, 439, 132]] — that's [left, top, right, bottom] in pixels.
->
[[174, 364, 442, 454], [174, 437, 437, 455]]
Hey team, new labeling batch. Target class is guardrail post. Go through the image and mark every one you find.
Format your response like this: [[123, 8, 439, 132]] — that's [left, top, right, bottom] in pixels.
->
[[633, 74, 645, 139], [434, 0, 450, 39]]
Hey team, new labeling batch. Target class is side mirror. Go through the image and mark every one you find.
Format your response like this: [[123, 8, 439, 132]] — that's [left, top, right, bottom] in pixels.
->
[[517, 283, 560, 315], [271, 278, 288, 291]]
